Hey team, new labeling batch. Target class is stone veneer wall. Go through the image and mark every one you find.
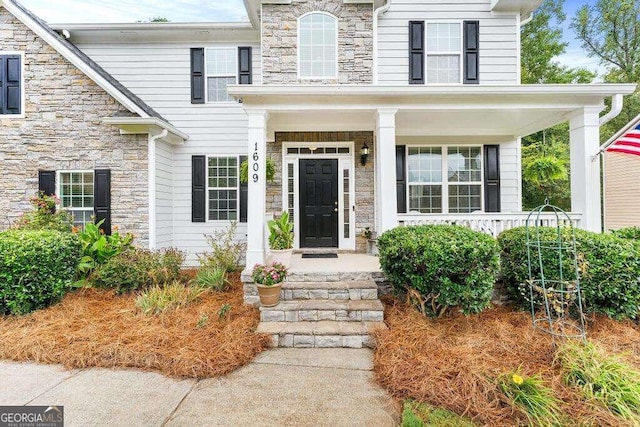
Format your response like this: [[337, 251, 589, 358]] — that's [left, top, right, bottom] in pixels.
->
[[268, 132, 374, 252], [0, 10, 150, 245], [261, 0, 373, 84]]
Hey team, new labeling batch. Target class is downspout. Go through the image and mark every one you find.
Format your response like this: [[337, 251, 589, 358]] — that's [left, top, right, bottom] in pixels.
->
[[593, 94, 625, 158], [148, 129, 168, 250], [373, 0, 391, 84]]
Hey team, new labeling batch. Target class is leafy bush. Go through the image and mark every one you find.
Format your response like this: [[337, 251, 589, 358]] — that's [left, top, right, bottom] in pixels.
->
[[498, 371, 561, 426], [557, 341, 640, 422], [198, 222, 246, 272], [268, 211, 294, 250], [377, 225, 500, 316], [135, 281, 206, 315], [0, 230, 81, 314], [91, 248, 185, 293], [611, 226, 640, 240], [14, 192, 73, 233], [77, 220, 133, 277], [194, 266, 228, 291], [498, 227, 640, 320]]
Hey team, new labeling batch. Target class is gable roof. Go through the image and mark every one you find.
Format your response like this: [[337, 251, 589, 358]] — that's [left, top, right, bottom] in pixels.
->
[[1, 0, 165, 121]]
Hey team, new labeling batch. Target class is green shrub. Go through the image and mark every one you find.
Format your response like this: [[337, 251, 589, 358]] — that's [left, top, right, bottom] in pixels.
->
[[498, 227, 640, 320], [194, 266, 228, 291], [91, 248, 185, 293], [557, 341, 640, 422], [377, 225, 500, 316], [135, 281, 206, 315], [198, 222, 246, 272], [611, 226, 640, 240], [77, 220, 133, 277], [14, 192, 73, 233], [0, 229, 81, 315]]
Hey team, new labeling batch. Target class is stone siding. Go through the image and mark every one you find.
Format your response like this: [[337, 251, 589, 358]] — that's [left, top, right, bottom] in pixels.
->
[[270, 132, 374, 252], [0, 10, 149, 245], [262, 0, 373, 84]]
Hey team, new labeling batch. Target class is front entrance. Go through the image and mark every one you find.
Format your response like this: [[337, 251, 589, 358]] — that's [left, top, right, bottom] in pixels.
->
[[299, 159, 339, 248]]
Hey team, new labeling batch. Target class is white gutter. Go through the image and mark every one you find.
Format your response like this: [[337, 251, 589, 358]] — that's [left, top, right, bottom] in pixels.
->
[[372, 0, 391, 84], [599, 94, 624, 126], [147, 129, 168, 250], [520, 11, 534, 26]]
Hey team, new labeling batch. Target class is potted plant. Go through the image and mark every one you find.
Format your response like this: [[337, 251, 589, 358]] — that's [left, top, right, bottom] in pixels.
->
[[240, 158, 276, 183], [268, 211, 294, 265], [252, 261, 288, 306]]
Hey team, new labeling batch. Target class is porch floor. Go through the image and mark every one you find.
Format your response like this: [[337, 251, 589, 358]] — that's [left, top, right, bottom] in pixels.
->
[[289, 253, 381, 273]]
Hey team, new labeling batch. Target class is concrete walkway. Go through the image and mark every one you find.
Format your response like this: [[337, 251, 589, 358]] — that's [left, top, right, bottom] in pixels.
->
[[0, 349, 399, 426]]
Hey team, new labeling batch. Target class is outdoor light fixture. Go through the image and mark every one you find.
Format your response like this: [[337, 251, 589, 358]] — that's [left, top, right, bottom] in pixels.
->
[[360, 142, 370, 166]]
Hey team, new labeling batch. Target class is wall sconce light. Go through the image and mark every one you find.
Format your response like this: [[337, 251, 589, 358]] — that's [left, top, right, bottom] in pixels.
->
[[360, 142, 370, 166]]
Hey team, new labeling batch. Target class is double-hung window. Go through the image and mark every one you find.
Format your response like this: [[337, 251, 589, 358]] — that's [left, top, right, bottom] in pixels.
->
[[426, 23, 462, 84], [407, 146, 482, 213], [298, 12, 338, 79], [206, 48, 236, 102], [207, 156, 239, 220], [58, 171, 94, 227]]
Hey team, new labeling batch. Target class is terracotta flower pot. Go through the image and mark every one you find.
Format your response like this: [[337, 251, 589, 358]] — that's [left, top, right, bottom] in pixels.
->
[[257, 282, 283, 307]]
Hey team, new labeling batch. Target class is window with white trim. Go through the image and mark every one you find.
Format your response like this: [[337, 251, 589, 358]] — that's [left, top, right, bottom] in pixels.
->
[[206, 48, 236, 102], [59, 171, 94, 227], [207, 156, 238, 220], [407, 146, 482, 213], [426, 23, 461, 84], [298, 12, 338, 79]]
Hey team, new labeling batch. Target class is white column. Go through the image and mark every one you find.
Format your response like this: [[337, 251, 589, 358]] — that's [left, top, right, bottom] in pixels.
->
[[246, 109, 269, 267], [375, 108, 398, 233], [569, 107, 602, 232]]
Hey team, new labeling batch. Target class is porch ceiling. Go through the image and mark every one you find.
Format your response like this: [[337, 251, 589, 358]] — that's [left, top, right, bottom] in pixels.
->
[[229, 84, 637, 138]]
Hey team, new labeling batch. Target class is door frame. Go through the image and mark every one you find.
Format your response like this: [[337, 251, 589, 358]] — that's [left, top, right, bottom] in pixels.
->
[[282, 141, 356, 250]]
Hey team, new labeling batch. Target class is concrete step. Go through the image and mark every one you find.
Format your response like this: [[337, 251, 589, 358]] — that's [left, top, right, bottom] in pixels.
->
[[260, 299, 384, 322], [281, 280, 378, 301], [257, 321, 386, 348]]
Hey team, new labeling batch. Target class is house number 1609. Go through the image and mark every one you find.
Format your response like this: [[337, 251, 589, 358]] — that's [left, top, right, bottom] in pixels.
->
[[252, 142, 259, 183]]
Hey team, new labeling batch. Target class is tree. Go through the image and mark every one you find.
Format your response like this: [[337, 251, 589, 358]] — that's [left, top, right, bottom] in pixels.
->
[[571, 0, 640, 142]]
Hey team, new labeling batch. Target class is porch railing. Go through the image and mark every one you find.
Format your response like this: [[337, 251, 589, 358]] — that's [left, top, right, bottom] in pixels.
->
[[397, 212, 583, 237]]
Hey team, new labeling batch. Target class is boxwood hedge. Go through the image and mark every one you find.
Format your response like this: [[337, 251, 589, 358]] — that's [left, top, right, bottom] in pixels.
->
[[377, 225, 500, 316], [0, 229, 81, 315], [498, 227, 640, 320]]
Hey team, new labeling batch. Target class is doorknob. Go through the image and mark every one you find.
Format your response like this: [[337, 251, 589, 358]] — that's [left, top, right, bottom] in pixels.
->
[[334, 201, 338, 205], [334, 208, 338, 212]]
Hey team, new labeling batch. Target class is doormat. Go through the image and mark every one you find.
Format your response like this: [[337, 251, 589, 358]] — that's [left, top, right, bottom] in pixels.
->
[[301, 253, 338, 259]]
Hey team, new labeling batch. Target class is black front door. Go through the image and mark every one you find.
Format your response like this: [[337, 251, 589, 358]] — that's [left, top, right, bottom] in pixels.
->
[[299, 159, 339, 248]]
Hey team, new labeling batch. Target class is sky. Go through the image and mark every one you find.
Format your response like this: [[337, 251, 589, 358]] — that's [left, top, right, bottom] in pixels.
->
[[20, 0, 604, 76]]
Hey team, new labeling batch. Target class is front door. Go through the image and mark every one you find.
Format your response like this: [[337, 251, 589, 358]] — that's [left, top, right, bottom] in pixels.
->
[[299, 159, 339, 248]]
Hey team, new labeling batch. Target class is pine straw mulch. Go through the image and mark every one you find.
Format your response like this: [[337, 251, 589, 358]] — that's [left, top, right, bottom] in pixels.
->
[[0, 273, 271, 379], [372, 298, 640, 427]]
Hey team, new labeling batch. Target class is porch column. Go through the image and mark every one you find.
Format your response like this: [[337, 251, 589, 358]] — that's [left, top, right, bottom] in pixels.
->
[[246, 109, 269, 267], [375, 108, 398, 233], [569, 107, 602, 232]]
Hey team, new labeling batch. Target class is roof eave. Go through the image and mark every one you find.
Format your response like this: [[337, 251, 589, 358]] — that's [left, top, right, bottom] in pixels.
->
[[102, 117, 189, 145]]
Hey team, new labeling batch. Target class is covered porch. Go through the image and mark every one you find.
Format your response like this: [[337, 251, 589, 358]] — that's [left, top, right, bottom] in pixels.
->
[[229, 84, 636, 266]]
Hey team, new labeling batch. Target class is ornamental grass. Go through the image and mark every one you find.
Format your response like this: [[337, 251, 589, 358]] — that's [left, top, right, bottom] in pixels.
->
[[0, 273, 270, 379], [373, 298, 640, 426]]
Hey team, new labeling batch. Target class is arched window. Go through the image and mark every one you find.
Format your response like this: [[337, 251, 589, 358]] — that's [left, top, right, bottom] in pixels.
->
[[298, 12, 337, 79]]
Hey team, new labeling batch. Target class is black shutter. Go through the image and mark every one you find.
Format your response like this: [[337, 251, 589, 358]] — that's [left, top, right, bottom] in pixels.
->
[[94, 169, 112, 235], [38, 171, 56, 196], [192, 155, 206, 222], [463, 21, 480, 84], [238, 47, 252, 85], [190, 48, 205, 104], [396, 146, 407, 213], [239, 155, 248, 222], [0, 55, 21, 115], [408, 21, 424, 84], [484, 145, 500, 212]]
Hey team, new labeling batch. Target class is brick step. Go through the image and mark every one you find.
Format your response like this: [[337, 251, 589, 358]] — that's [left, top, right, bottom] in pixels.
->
[[260, 299, 384, 322], [257, 321, 386, 348], [281, 280, 378, 300]]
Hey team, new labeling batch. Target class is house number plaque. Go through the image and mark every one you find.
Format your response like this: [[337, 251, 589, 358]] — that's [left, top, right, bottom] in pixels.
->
[[252, 142, 259, 183]]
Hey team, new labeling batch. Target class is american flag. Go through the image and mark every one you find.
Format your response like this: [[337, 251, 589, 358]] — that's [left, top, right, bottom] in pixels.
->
[[607, 122, 640, 157]]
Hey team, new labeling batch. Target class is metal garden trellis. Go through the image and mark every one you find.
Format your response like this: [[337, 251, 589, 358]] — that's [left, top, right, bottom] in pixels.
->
[[525, 203, 586, 344]]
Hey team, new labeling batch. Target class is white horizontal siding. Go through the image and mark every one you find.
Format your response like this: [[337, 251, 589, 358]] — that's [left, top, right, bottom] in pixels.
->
[[377, 0, 519, 85], [77, 41, 259, 262]]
